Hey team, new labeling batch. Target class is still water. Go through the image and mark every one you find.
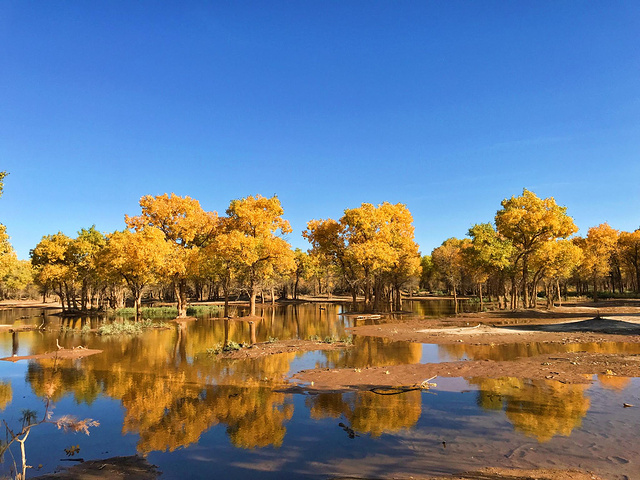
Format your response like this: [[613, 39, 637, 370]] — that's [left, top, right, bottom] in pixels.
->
[[0, 302, 638, 479]]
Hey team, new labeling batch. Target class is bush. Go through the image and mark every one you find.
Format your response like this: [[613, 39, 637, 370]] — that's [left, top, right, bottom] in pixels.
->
[[114, 307, 178, 318], [97, 319, 166, 335], [186, 305, 223, 316], [206, 340, 245, 355]]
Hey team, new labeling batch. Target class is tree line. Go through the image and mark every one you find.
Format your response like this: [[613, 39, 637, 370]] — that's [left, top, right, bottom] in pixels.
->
[[423, 189, 640, 311], [26, 193, 422, 318], [0, 173, 639, 315]]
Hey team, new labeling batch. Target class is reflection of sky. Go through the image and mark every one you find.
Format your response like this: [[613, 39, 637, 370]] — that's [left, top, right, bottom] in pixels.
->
[[286, 351, 328, 379]]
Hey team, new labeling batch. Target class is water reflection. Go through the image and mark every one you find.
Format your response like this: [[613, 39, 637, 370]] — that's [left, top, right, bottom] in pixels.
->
[[438, 341, 640, 362], [0, 303, 639, 474], [407, 299, 479, 316], [307, 390, 422, 437], [472, 377, 591, 442]]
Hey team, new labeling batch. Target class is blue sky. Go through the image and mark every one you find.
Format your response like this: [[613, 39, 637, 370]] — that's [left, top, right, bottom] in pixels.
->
[[1, 1, 639, 259]]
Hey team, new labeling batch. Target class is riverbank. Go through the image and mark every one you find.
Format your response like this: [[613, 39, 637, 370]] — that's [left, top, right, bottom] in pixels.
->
[[293, 302, 640, 390]]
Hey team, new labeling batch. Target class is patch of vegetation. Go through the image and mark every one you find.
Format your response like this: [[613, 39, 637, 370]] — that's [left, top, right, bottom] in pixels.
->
[[114, 305, 223, 318], [81, 324, 91, 334], [323, 336, 338, 344], [186, 305, 223, 316], [267, 336, 278, 343], [114, 307, 178, 318], [308, 334, 321, 342], [207, 344, 223, 356], [97, 319, 166, 336], [206, 340, 246, 355], [596, 291, 640, 299]]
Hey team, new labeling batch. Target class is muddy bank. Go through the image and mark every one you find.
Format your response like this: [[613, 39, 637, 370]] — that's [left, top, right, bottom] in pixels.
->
[[293, 348, 640, 389], [32, 455, 159, 479], [332, 468, 602, 479], [348, 308, 640, 346], [294, 306, 640, 389], [0, 348, 103, 363], [423, 467, 601, 479], [215, 339, 353, 359]]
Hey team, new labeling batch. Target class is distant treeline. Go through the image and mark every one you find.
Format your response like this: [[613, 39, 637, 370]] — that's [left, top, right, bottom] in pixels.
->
[[0, 171, 637, 315]]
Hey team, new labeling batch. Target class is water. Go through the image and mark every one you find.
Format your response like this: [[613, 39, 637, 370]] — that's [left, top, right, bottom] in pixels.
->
[[0, 302, 638, 479]]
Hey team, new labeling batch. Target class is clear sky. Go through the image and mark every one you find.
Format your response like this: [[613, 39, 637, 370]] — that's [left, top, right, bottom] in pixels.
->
[[1, 1, 639, 259]]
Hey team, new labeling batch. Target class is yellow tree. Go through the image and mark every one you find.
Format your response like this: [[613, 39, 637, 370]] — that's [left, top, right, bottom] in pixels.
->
[[432, 237, 469, 314], [531, 239, 583, 308], [68, 226, 106, 310], [126, 193, 218, 317], [31, 233, 76, 311], [495, 189, 577, 308], [466, 223, 516, 310], [0, 171, 17, 299], [376, 202, 421, 311], [618, 230, 640, 293], [305, 202, 420, 312], [97, 227, 171, 319], [304, 218, 363, 309], [0, 258, 33, 300], [224, 195, 295, 317], [579, 223, 619, 301]]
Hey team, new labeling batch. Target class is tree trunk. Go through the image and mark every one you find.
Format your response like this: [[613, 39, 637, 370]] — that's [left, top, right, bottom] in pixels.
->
[[522, 255, 529, 308], [249, 277, 257, 317], [557, 279, 562, 307], [453, 284, 458, 314], [223, 284, 230, 318], [351, 286, 358, 311], [134, 289, 142, 320], [175, 280, 188, 317], [478, 282, 483, 311]]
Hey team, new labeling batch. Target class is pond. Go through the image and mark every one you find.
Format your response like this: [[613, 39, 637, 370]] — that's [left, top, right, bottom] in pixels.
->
[[0, 301, 638, 479]]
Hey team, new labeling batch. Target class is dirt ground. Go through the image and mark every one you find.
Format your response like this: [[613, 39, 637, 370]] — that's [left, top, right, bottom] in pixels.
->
[[217, 338, 353, 359], [294, 303, 640, 390], [0, 348, 103, 363], [32, 455, 159, 479], [32, 459, 599, 480], [417, 468, 602, 480]]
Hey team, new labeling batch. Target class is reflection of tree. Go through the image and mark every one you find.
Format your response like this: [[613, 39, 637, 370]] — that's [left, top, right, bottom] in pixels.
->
[[596, 374, 630, 391], [2, 358, 98, 479], [440, 341, 640, 363], [22, 306, 427, 453], [0, 382, 11, 411], [28, 361, 102, 404], [306, 390, 421, 437], [472, 377, 590, 442], [25, 326, 299, 453], [321, 335, 422, 369], [119, 377, 294, 452]]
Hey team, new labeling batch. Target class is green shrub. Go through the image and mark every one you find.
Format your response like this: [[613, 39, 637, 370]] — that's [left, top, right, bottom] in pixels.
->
[[206, 341, 246, 355], [114, 307, 178, 318], [97, 319, 165, 336], [186, 305, 223, 316], [207, 343, 223, 355]]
